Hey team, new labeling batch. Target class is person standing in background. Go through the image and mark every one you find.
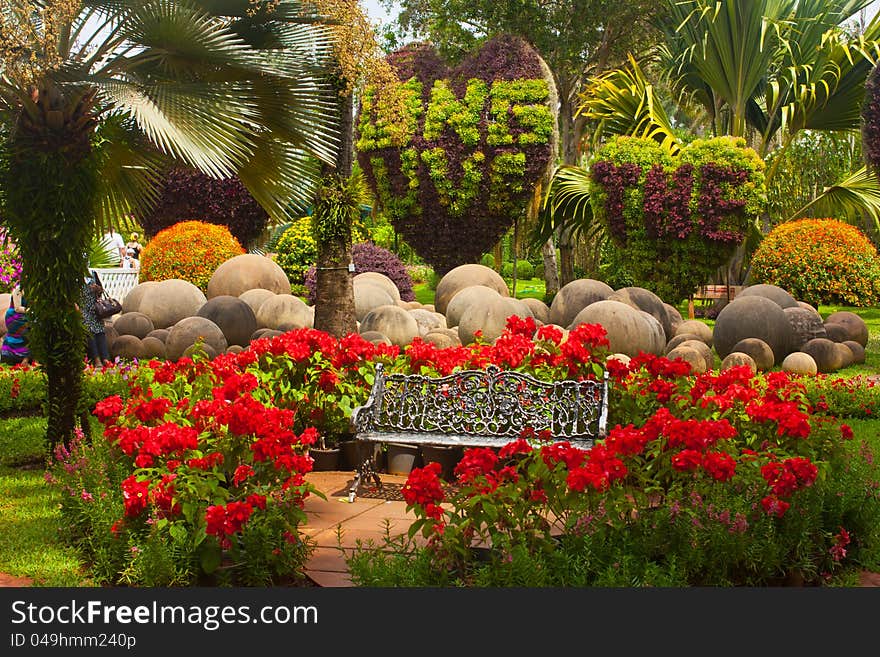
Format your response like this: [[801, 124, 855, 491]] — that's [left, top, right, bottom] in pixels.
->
[[1, 284, 31, 366], [125, 232, 144, 270], [101, 225, 126, 267], [79, 271, 111, 367]]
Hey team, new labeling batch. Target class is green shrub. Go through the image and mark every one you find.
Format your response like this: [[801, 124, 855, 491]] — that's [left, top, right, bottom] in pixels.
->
[[480, 253, 495, 268], [273, 217, 318, 285], [501, 260, 534, 279]]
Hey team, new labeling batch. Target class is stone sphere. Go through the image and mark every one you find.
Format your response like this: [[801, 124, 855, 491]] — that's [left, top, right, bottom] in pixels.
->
[[140, 336, 167, 360], [781, 352, 818, 376], [137, 279, 207, 330], [183, 342, 219, 360], [165, 316, 228, 361], [104, 324, 118, 353], [110, 335, 144, 360], [730, 337, 775, 372], [121, 281, 159, 314], [251, 328, 283, 342], [255, 294, 312, 330], [145, 328, 169, 343], [112, 312, 154, 340], [713, 296, 792, 364], [835, 342, 854, 368], [666, 345, 707, 373], [423, 331, 461, 348], [360, 305, 420, 347], [238, 289, 276, 316], [738, 284, 799, 309], [398, 300, 423, 310], [797, 301, 821, 316], [458, 296, 530, 345], [359, 330, 392, 346], [434, 264, 508, 315], [663, 303, 684, 337], [353, 282, 395, 322], [226, 345, 244, 354], [843, 340, 866, 364], [638, 310, 667, 356], [354, 272, 402, 304], [665, 333, 702, 354], [549, 278, 614, 328], [823, 322, 850, 343], [609, 287, 674, 341], [675, 320, 713, 346], [207, 253, 291, 299], [824, 311, 869, 347], [801, 338, 844, 373], [445, 285, 503, 328], [410, 308, 446, 336], [521, 297, 551, 324], [569, 299, 661, 357], [784, 306, 827, 350], [607, 353, 631, 368], [721, 352, 757, 374], [197, 295, 257, 347], [678, 339, 715, 372]]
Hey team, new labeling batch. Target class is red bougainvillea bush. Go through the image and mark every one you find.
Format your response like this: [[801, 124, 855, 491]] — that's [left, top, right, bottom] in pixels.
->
[[48, 318, 879, 586]]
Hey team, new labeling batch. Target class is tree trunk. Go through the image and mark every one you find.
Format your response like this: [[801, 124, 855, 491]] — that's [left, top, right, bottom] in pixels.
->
[[556, 90, 583, 286], [541, 237, 559, 299]]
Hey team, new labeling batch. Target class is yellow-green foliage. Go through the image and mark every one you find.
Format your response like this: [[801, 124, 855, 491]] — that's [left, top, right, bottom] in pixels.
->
[[274, 217, 318, 284]]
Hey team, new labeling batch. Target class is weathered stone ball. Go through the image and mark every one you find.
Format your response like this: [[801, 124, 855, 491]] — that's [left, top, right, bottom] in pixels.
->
[[121, 281, 159, 314], [610, 287, 674, 341], [196, 295, 257, 347], [835, 342, 854, 369], [458, 296, 530, 345], [738, 283, 799, 309], [666, 345, 707, 373], [423, 304, 436, 312], [781, 352, 818, 376], [359, 330, 392, 346], [784, 306, 827, 350], [226, 345, 244, 354], [140, 336, 167, 360], [110, 334, 144, 360], [255, 294, 312, 330], [843, 340, 866, 364], [250, 328, 283, 342], [666, 333, 702, 354], [165, 316, 228, 361], [423, 331, 460, 348], [569, 299, 661, 357], [801, 338, 844, 373], [678, 339, 715, 372], [353, 282, 395, 322], [104, 324, 118, 353], [731, 337, 775, 372], [112, 312, 155, 340], [823, 322, 850, 343], [549, 278, 614, 329], [360, 305, 420, 347], [207, 253, 291, 299], [137, 279, 207, 330], [639, 310, 667, 356], [797, 301, 821, 316], [398, 300, 423, 310], [183, 342, 219, 360], [713, 296, 792, 364], [824, 311, 869, 347], [410, 308, 446, 336], [521, 297, 551, 324], [238, 288, 275, 317], [663, 303, 684, 337], [445, 285, 502, 328], [675, 320, 713, 346], [434, 264, 508, 315], [721, 352, 757, 374], [354, 272, 401, 304]]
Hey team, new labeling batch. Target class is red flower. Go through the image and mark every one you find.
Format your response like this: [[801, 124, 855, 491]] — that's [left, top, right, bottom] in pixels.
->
[[498, 438, 533, 459], [93, 395, 124, 425], [760, 495, 790, 517], [671, 449, 703, 472], [701, 451, 737, 482], [454, 448, 498, 483], [402, 463, 445, 519], [840, 424, 854, 440], [132, 397, 172, 423], [121, 476, 150, 518], [233, 464, 254, 487]]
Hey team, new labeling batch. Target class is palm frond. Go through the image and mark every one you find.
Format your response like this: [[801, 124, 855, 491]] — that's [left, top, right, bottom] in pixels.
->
[[787, 166, 880, 230], [532, 165, 603, 247]]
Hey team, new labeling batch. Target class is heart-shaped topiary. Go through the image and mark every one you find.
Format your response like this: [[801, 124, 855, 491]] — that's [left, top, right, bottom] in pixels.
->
[[356, 35, 558, 276]]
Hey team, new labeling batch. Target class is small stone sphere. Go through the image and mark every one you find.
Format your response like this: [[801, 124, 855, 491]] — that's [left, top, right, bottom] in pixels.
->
[[666, 345, 707, 373], [720, 352, 757, 374], [197, 295, 257, 347], [607, 353, 631, 368], [674, 320, 713, 346], [110, 334, 144, 360], [397, 300, 423, 310], [824, 311, 869, 347], [250, 328, 283, 342], [434, 264, 509, 315], [207, 253, 291, 299], [165, 316, 228, 361], [801, 338, 845, 373], [520, 297, 551, 324], [137, 279, 207, 329], [797, 301, 821, 316], [570, 299, 662, 357], [410, 308, 446, 336], [354, 272, 402, 304], [121, 281, 159, 315], [731, 337, 775, 372], [353, 282, 395, 322], [104, 324, 118, 353], [140, 336, 167, 360], [255, 294, 312, 330], [226, 345, 244, 354], [843, 340, 866, 364], [360, 305, 420, 347], [238, 289, 276, 316], [712, 296, 792, 364], [784, 306, 827, 351], [458, 296, 530, 345], [781, 352, 818, 376], [835, 342, 854, 369], [665, 333, 702, 354], [548, 278, 614, 329], [823, 322, 850, 343], [359, 330, 392, 346], [677, 339, 715, 372], [738, 284, 799, 309], [445, 285, 503, 328], [113, 312, 155, 339], [183, 342, 219, 360], [663, 303, 684, 338], [145, 328, 169, 343]]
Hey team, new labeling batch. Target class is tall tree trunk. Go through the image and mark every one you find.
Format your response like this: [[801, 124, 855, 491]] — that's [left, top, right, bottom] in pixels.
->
[[541, 237, 558, 299], [557, 91, 580, 286]]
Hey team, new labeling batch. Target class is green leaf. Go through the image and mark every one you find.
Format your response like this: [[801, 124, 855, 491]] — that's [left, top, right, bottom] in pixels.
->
[[198, 543, 222, 575]]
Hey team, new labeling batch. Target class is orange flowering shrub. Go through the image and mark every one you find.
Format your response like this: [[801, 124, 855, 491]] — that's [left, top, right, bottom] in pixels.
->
[[139, 221, 245, 292], [750, 218, 880, 307]]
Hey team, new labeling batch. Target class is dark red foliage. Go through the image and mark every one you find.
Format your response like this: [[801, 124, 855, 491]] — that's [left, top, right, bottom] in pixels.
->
[[862, 61, 880, 175], [590, 161, 642, 244], [304, 242, 415, 303]]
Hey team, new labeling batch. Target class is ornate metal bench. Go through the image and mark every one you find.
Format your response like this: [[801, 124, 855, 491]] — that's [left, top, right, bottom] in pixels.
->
[[347, 363, 609, 501]]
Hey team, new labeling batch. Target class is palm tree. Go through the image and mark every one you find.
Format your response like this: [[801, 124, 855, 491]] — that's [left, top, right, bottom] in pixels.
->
[[0, 0, 341, 447]]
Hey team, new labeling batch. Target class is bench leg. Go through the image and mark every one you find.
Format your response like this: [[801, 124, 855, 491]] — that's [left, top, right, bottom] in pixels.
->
[[347, 446, 384, 503]]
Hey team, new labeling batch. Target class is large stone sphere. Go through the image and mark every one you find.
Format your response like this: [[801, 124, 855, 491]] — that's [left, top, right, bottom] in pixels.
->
[[434, 264, 509, 316], [110, 334, 144, 360], [824, 311, 869, 347], [721, 352, 757, 374], [521, 297, 551, 325], [781, 352, 818, 376], [784, 306, 827, 350], [165, 316, 228, 361], [666, 345, 707, 374], [238, 289, 276, 317], [458, 296, 530, 345], [638, 310, 667, 356], [410, 308, 446, 336], [675, 320, 713, 346], [104, 324, 118, 353], [843, 340, 866, 364], [678, 339, 715, 372], [738, 284, 799, 309], [549, 279, 614, 328], [255, 294, 312, 330], [801, 338, 844, 373], [445, 285, 502, 328], [731, 337, 775, 372], [663, 303, 684, 337], [183, 342, 219, 360], [569, 299, 661, 357], [113, 312, 155, 340], [251, 328, 283, 342], [354, 272, 402, 304], [797, 301, 821, 316], [226, 345, 244, 355], [666, 333, 702, 354], [137, 279, 207, 329], [207, 253, 291, 299], [121, 281, 159, 314], [835, 342, 854, 369], [360, 305, 420, 347], [609, 287, 674, 341], [353, 282, 395, 322], [145, 328, 169, 343], [197, 295, 257, 347], [140, 336, 167, 360], [823, 322, 850, 343], [712, 296, 793, 364]]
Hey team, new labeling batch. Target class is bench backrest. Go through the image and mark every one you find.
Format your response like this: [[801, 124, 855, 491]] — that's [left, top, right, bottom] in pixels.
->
[[354, 363, 608, 443]]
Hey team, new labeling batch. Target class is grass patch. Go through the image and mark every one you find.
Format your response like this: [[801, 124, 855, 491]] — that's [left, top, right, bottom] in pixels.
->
[[413, 277, 548, 307], [0, 415, 47, 467]]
